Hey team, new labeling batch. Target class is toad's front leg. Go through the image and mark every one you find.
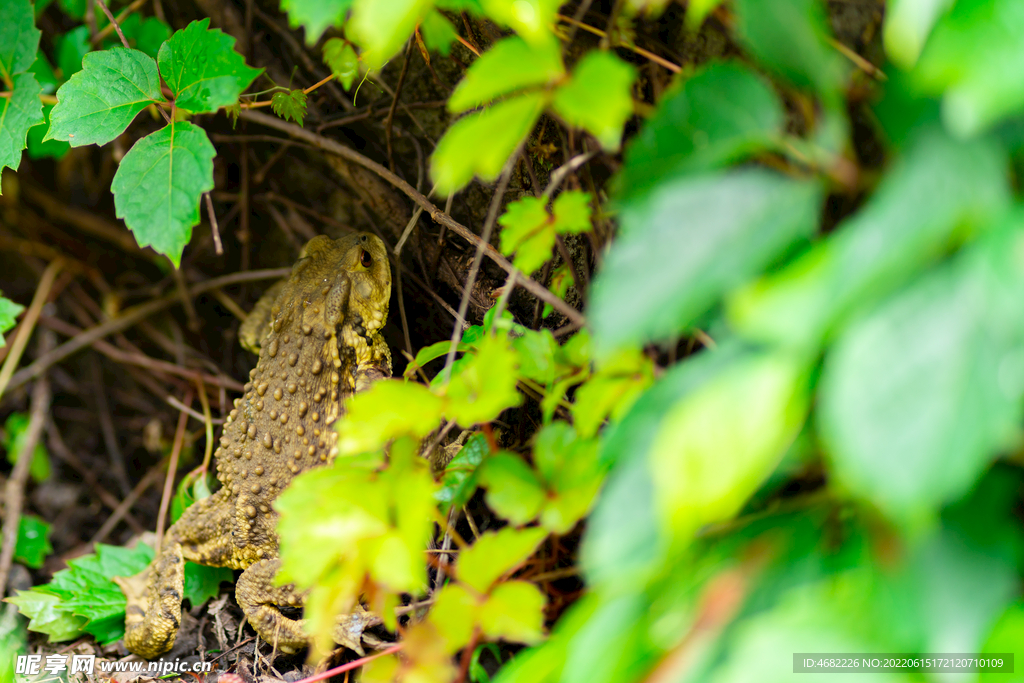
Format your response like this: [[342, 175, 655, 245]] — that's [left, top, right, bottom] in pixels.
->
[[114, 488, 238, 658]]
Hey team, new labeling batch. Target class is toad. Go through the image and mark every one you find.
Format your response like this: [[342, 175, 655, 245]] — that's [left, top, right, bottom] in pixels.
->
[[114, 233, 392, 658]]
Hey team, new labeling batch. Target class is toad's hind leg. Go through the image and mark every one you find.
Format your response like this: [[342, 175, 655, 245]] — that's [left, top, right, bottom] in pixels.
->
[[236, 558, 380, 655], [114, 488, 238, 659]]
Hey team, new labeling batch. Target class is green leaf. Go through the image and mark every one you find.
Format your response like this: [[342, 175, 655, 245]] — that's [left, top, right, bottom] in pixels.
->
[[336, 380, 445, 455], [479, 581, 546, 644], [0, 604, 27, 679], [552, 51, 636, 151], [480, 0, 560, 46], [429, 583, 479, 652], [55, 25, 91, 78], [729, 128, 1011, 349], [457, 526, 548, 593], [733, 0, 845, 97], [650, 352, 810, 542], [271, 88, 308, 125], [27, 104, 70, 160], [592, 169, 821, 353], [431, 92, 546, 195], [478, 452, 545, 526], [281, 0, 353, 44], [982, 600, 1024, 682], [532, 423, 604, 534], [572, 350, 653, 439], [616, 61, 785, 201], [883, 0, 956, 69], [4, 412, 51, 483], [183, 563, 232, 606], [436, 433, 489, 513], [323, 38, 360, 90], [448, 37, 563, 114], [111, 121, 216, 267], [158, 19, 262, 114], [58, 0, 85, 20], [349, 0, 432, 69], [28, 51, 57, 95], [912, 0, 1024, 136], [819, 223, 1024, 524], [7, 590, 86, 642], [444, 334, 523, 426], [46, 48, 164, 147], [420, 10, 458, 56], [552, 191, 592, 234], [0, 294, 24, 345], [131, 17, 173, 60], [14, 516, 52, 568], [0, 0, 42, 80], [499, 196, 555, 274], [0, 72, 43, 194]]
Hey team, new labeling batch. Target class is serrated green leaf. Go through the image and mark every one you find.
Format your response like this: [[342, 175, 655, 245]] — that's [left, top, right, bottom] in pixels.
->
[[349, 0, 432, 69], [478, 452, 545, 526], [448, 37, 563, 114], [0, 0, 42, 81], [457, 527, 548, 593], [480, 0, 560, 45], [573, 350, 654, 439], [111, 121, 216, 266], [7, 590, 87, 642], [479, 581, 546, 644], [436, 433, 489, 513], [729, 129, 1010, 349], [552, 191, 592, 234], [0, 603, 27, 678], [282, 0, 353, 44], [323, 38, 360, 90], [532, 422, 604, 534], [617, 61, 785, 200], [14, 515, 52, 568], [0, 72, 43, 194], [592, 169, 821, 353], [445, 334, 522, 426], [46, 48, 164, 147], [336, 379, 445, 455], [0, 294, 24, 345], [55, 25, 91, 78], [512, 327, 561, 386], [819, 223, 1024, 525], [733, 0, 845, 97], [912, 0, 1024, 136], [432, 92, 546, 194], [271, 88, 307, 125], [4, 412, 51, 483], [158, 19, 262, 114], [499, 196, 555, 274], [552, 51, 636, 151], [421, 9, 459, 56], [429, 583, 478, 652]]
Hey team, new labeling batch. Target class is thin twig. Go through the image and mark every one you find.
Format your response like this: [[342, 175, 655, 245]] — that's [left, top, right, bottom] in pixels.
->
[[0, 329, 53, 598], [95, 0, 131, 50], [93, 0, 148, 45], [205, 193, 224, 255], [155, 387, 193, 554], [556, 14, 681, 73], [237, 109, 585, 325], [90, 465, 164, 544], [385, 41, 414, 173], [0, 259, 64, 401], [442, 149, 520, 382]]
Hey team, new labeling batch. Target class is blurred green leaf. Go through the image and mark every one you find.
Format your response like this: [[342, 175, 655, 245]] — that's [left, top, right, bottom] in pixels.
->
[[4, 412, 51, 483], [46, 48, 164, 146], [324, 38, 360, 90], [592, 169, 821, 353], [27, 104, 70, 160], [733, 0, 845, 97], [430, 583, 478, 652], [111, 121, 216, 266], [349, 0, 432, 69], [448, 37, 563, 113], [480, 0, 560, 45], [271, 88, 308, 125], [820, 220, 1024, 524], [479, 452, 546, 526], [0, 0, 42, 79], [730, 128, 1010, 348], [499, 196, 555, 274], [884, 0, 956, 69], [982, 601, 1024, 682], [158, 19, 262, 114], [457, 526, 548, 593], [14, 515, 52, 568], [420, 10, 459, 56], [28, 51, 57, 95], [57, 0, 85, 19], [281, 0, 352, 43], [55, 25, 90, 78], [432, 92, 546, 194], [132, 17, 173, 60], [533, 422, 604, 534], [651, 351, 809, 542], [0, 294, 24, 345], [0, 604, 27, 679], [552, 51, 636, 151], [552, 191, 592, 233], [336, 379, 444, 455], [913, 0, 1024, 136], [0, 73, 43, 194], [617, 61, 784, 200], [479, 581, 546, 644], [573, 350, 654, 439], [445, 334, 522, 426]]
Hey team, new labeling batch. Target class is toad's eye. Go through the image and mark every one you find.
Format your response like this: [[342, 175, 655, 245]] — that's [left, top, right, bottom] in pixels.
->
[[360, 249, 373, 268]]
